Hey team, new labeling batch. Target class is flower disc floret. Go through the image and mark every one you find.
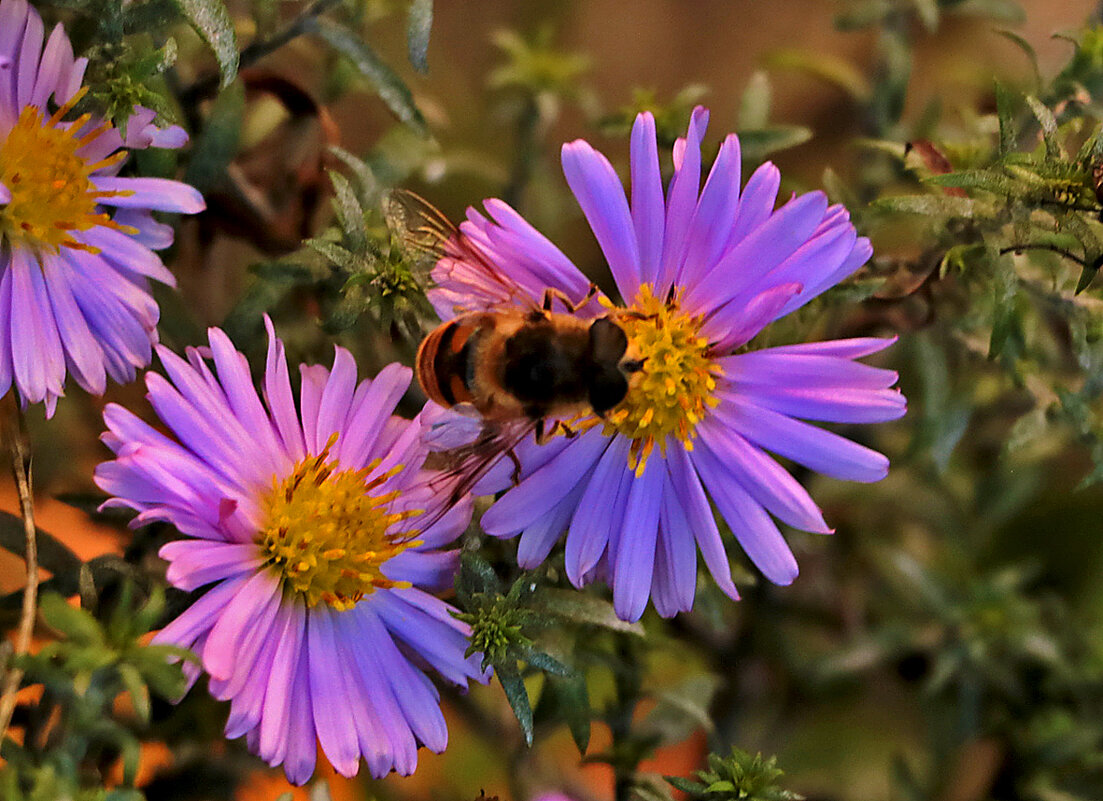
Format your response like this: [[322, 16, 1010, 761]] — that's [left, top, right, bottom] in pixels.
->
[[0, 92, 130, 255], [260, 437, 419, 610], [605, 284, 722, 474]]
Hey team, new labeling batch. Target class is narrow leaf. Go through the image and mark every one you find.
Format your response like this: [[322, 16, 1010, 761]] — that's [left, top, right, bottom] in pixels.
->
[[522, 648, 572, 676], [39, 593, 105, 646], [1077, 260, 1100, 294], [764, 48, 871, 101], [739, 71, 771, 130], [407, 0, 433, 73], [328, 145, 379, 204], [308, 18, 427, 135], [496, 662, 534, 746], [995, 30, 1040, 88], [738, 125, 813, 160], [118, 663, 151, 723], [873, 194, 989, 217], [550, 673, 591, 753], [172, 0, 239, 87], [539, 588, 645, 635], [328, 171, 367, 250], [1025, 95, 1060, 160], [994, 81, 1017, 155]]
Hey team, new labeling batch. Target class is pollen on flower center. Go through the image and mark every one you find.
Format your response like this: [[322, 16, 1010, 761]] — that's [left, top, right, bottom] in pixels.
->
[[0, 89, 131, 255], [258, 436, 420, 610], [604, 284, 722, 475]]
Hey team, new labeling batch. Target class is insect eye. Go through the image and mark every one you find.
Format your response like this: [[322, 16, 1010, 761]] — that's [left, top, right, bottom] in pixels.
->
[[588, 317, 628, 363]]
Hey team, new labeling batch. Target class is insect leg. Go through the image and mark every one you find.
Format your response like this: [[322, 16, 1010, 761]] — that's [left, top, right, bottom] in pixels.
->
[[535, 419, 578, 443], [507, 449, 523, 485], [541, 283, 600, 313]]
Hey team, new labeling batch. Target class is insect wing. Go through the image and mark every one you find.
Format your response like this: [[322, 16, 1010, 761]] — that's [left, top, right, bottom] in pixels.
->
[[415, 417, 537, 532], [383, 189, 538, 315], [382, 188, 456, 283]]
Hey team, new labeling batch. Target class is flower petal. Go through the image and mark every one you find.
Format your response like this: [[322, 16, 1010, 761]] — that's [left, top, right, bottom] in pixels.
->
[[717, 394, 890, 483], [612, 454, 663, 622], [630, 111, 665, 285], [693, 442, 799, 585], [92, 176, 206, 213], [562, 139, 641, 298]]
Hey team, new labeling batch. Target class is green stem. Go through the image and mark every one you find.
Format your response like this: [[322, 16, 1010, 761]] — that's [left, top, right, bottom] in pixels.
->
[[0, 401, 37, 741]]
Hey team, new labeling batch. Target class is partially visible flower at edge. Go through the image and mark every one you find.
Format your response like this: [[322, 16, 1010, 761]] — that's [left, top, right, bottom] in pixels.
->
[[94, 319, 487, 784], [429, 105, 907, 622], [0, 0, 204, 416]]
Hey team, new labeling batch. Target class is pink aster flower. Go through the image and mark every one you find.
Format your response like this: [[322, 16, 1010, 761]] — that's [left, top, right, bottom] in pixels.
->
[[429, 106, 906, 622], [94, 321, 486, 784], [0, 0, 204, 415]]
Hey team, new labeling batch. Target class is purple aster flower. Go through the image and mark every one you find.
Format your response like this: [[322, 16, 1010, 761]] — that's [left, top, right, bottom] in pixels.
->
[[428, 106, 906, 622], [94, 320, 487, 785], [0, 0, 204, 415]]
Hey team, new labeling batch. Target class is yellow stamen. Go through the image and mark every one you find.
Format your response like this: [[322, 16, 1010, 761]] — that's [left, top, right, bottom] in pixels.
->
[[0, 90, 130, 256], [605, 284, 723, 474], [257, 435, 417, 610]]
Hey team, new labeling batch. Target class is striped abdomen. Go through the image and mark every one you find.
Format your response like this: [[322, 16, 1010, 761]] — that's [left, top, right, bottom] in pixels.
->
[[415, 317, 482, 408]]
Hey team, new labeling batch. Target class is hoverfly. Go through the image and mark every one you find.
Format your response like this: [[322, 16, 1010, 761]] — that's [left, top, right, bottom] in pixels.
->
[[383, 190, 643, 513]]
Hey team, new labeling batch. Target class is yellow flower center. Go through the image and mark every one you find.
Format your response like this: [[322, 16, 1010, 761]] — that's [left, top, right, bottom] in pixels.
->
[[604, 284, 722, 475], [257, 436, 420, 610], [0, 88, 130, 256]]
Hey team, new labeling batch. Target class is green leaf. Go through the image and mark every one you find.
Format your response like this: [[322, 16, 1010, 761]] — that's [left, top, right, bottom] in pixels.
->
[[928, 169, 1020, 194], [458, 551, 502, 599], [495, 661, 533, 746], [641, 674, 722, 746], [1025, 95, 1060, 160], [538, 588, 645, 635], [1077, 257, 1101, 294], [914, 0, 939, 31], [407, 0, 433, 73], [954, 0, 1025, 23], [705, 780, 738, 793], [119, 732, 141, 786], [328, 171, 367, 251], [665, 776, 707, 795], [39, 593, 105, 646], [738, 71, 771, 130], [172, 0, 239, 87], [994, 30, 1040, 87], [737, 125, 813, 161], [308, 18, 427, 135], [118, 663, 151, 724], [130, 647, 190, 700], [763, 48, 871, 101], [328, 145, 379, 204], [307, 238, 359, 271], [522, 648, 572, 677], [547, 673, 590, 753], [994, 81, 1017, 155], [873, 194, 990, 217]]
